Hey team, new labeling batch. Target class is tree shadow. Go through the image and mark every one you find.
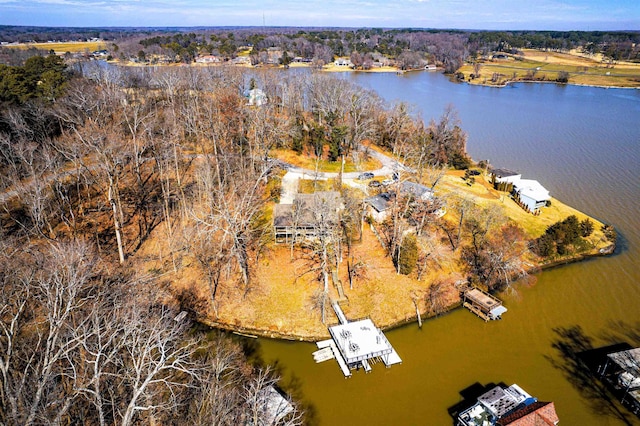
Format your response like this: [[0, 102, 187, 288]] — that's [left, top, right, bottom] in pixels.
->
[[547, 324, 639, 425]]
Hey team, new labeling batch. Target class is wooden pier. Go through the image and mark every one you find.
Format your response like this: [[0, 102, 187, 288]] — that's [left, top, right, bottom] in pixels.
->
[[462, 287, 507, 321]]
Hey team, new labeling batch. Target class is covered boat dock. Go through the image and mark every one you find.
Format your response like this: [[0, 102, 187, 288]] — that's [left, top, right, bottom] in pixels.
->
[[462, 287, 507, 321], [312, 303, 401, 377]]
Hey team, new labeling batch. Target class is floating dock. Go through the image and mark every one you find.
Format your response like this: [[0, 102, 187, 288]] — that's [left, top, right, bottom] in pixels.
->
[[313, 302, 401, 377], [462, 287, 507, 321]]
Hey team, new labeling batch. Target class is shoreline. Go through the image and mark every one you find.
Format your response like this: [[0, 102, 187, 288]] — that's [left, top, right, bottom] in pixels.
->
[[199, 241, 616, 343], [458, 77, 640, 90]]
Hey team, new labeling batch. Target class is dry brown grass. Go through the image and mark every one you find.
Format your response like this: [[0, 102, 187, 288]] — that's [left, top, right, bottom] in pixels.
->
[[460, 48, 640, 88], [271, 147, 382, 172], [132, 161, 609, 341], [438, 170, 607, 247], [5, 41, 107, 54]]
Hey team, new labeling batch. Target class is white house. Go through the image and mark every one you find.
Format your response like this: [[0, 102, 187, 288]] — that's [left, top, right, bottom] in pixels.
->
[[195, 55, 221, 64], [513, 179, 550, 212], [248, 88, 268, 106], [334, 58, 353, 67]]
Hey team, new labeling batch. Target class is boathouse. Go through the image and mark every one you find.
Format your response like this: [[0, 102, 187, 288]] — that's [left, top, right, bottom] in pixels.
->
[[462, 287, 507, 321], [313, 303, 401, 377], [598, 347, 640, 414], [458, 384, 559, 426]]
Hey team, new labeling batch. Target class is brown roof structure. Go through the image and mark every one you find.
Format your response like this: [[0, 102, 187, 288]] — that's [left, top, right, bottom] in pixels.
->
[[497, 401, 559, 426]]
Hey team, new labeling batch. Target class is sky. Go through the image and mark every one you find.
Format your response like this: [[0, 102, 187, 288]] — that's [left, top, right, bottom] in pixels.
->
[[0, 0, 638, 31]]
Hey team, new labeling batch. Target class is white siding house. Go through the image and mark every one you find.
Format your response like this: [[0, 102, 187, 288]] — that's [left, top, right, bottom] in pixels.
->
[[513, 179, 550, 212], [248, 88, 268, 106]]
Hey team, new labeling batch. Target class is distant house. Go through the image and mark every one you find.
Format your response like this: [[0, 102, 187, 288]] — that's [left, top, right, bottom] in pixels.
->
[[195, 55, 220, 64], [247, 88, 268, 106], [232, 56, 251, 65], [266, 47, 283, 64], [334, 58, 353, 67], [512, 179, 550, 213], [458, 383, 559, 426], [489, 168, 521, 186], [273, 191, 342, 243]]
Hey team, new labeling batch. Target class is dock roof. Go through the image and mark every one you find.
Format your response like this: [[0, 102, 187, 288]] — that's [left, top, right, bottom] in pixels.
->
[[329, 319, 392, 364], [608, 347, 640, 376], [464, 288, 502, 312]]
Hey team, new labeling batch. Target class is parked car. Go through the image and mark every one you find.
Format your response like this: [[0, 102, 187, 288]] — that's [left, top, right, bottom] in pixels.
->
[[358, 172, 374, 180], [381, 179, 394, 186], [368, 180, 382, 187]]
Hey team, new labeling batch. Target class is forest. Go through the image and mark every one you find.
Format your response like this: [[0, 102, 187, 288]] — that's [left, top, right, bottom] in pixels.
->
[[3, 25, 639, 72]]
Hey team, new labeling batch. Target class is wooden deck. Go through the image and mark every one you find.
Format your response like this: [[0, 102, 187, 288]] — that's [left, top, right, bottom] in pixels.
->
[[317, 339, 351, 377]]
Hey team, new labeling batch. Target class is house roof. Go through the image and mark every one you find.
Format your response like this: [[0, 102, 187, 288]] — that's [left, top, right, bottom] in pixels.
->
[[273, 191, 342, 227], [477, 384, 532, 418], [497, 401, 559, 426], [364, 192, 393, 213], [400, 181, 433, 199], [514, 179, 550, 202], [490, 168, 520, 178]]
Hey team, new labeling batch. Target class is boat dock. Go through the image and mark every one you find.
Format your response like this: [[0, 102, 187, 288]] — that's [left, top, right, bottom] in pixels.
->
[[313, 302, 402, 377], [462, 287, 507, 321]]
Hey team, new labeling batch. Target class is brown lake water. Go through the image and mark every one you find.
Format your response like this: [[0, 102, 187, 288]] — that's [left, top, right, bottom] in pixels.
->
[[258, 73, 640, 425]]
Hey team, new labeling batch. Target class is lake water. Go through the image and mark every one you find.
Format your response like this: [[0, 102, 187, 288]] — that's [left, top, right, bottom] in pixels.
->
[[257, 72, 640, 425]]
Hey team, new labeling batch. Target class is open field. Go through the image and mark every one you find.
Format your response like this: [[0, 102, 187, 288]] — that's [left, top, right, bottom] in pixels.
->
[[3, 41, 107, 54], [459, 48, 640, 88]]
